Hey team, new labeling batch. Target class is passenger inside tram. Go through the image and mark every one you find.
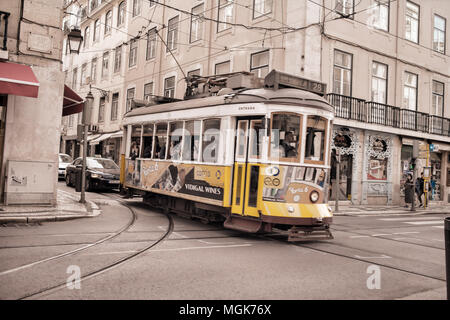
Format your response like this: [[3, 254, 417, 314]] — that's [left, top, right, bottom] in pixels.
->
[[271, 114, 300, 160], [142, 137, 153, 158]]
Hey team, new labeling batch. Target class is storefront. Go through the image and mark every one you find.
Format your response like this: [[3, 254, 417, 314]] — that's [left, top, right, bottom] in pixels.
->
[[330, 126, 361, 204], [89, 130, 122, 164], [361, 132, 394, 205]]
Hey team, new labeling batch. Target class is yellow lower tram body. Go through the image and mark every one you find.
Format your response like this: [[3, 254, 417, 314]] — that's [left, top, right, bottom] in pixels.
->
[[123, 158, 333, 241]]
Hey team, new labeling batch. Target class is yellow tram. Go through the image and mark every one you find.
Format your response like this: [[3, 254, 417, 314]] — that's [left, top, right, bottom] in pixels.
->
[[120, 70, 334, 241]]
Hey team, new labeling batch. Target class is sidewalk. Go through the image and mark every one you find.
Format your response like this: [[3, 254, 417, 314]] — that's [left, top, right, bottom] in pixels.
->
[[329, 201, 450, 216], [0, 189, 101, 223]]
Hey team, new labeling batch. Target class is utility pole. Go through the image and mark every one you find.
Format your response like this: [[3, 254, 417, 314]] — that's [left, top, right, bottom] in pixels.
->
[[335, 149, 340, 213], [80, 89, 93, 204], [410, 141, 420, 212]]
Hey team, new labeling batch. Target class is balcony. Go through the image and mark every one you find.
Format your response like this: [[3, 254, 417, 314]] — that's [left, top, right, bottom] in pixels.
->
[[326, 93, 450, 137], [0, 10, 10, 53]]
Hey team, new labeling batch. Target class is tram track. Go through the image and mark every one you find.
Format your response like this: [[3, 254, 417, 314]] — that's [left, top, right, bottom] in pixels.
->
[[263, 233, 446, 283], [0, 195, 137, 277], [329, 227, 445, 251], [19, 199, 173, 300]]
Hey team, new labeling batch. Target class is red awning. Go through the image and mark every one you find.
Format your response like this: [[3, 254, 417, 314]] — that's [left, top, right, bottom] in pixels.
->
[[63, 84, 84, 116], [0, 62, 40, 98]]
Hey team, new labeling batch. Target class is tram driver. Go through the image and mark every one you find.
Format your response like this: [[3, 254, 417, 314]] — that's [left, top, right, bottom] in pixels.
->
[[279, 131, 298, 158]]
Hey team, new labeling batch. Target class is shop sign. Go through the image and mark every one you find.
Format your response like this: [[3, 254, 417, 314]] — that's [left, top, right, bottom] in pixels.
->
[[333, 133, 351, 148]]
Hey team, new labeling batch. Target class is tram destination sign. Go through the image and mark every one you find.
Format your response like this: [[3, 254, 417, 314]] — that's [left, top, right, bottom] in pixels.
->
[[264, 70, 327, 96]]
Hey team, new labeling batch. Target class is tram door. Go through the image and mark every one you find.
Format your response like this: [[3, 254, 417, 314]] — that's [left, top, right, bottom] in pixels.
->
[[231, 118, 264, 218]]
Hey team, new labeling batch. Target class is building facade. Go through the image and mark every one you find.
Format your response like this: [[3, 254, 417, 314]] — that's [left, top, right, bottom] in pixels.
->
[[0, 0, 65, 205], [61, 0, 450, 206], [62, 0, 129, 164]]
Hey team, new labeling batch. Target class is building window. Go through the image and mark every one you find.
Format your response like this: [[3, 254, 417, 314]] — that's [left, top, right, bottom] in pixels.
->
[[336, 0, 354, 17], [146, 28, 157, 60], [94, 19, 100, 42], [98, 97, 105, 123], [405, 1, 419, 43], [253, 0, 272, 19], [250, 50, 269, 78], [371, 62, 388, 104], [105, 10, 112, 35], [129, 39, 138, 67], [91, 57, 97, 84], [218, 0, 233, 32], [84, 26, 90, 48], [432, 80, 444, 117], [72, 68, 77, 89], [190, 4, 204, 43], [81, 63, 87, 86], [111, 93, 119, 121], [433, 15, 446, 54], [371, 0, 389, 31], [102, 51, 109, 78], [68, 114, 74, 127], [333, 50, 352, 96], [403, 72, 418, 110], [215, 60, 230, 75], [167, 16, 179, 52], [118, 1, 126, 26], [90, 0, 98, 12], [132, 0, 141, 17], [164, 76, 175, 98], [126, 88, 135, 112], [144, 82, 153, 101], [114, 46, 122, 73]]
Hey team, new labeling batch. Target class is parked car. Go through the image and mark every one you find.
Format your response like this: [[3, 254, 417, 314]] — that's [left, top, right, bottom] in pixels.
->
[[65, 157, 120, 191], [58, 153, 73, 179]]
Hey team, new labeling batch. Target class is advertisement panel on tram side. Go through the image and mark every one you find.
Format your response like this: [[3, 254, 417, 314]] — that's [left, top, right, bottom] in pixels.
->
[[125, 159, 230, 204]]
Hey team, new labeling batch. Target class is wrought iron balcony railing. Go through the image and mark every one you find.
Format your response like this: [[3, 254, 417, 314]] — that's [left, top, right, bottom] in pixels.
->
[[326, 93, 450, 137], [0, 11, 10, 51]]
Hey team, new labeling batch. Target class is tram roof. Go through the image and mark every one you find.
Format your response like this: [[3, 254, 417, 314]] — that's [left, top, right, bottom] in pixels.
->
[[124, 88, 334, 118]]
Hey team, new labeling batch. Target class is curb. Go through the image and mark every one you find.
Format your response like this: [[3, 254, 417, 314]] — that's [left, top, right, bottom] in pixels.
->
[[0, 200, 102, 224], [333, 210, 450, 217]]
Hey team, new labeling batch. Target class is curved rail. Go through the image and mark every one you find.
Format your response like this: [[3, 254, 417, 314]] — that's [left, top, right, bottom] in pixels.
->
[[19, 197, 173, 300]]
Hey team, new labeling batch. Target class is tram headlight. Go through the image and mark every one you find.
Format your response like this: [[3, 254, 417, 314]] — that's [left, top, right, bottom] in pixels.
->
[[310, 191, 319, 203]]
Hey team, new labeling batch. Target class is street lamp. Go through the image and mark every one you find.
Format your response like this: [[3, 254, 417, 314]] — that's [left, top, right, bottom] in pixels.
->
[[80, 89, 93, 204], [67, 28, 83, 54]]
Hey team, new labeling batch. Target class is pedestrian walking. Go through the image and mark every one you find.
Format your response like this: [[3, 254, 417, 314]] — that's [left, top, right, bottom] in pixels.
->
[[404, 174, 414, 208], [415, 172, 424, 207], [430, 175, 436, 201]]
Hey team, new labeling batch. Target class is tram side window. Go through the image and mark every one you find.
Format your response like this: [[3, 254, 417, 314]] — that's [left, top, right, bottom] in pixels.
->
[[154, 123, 168, 159], [168, 122, 183, 160], [142, 124, 154, 158], [270, 114, 301, 161], [304, 116, 327, 163], [202, 119, 221, 163], [183, 120, 201, 161], [249, 119, 264, 158], [130, 125, 142, 159]]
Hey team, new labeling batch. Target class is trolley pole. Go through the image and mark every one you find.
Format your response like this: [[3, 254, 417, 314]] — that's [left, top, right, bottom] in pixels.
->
[[80, 90, 94, 204], [335, 150, 340, 213], [445, 217, 450, 300]]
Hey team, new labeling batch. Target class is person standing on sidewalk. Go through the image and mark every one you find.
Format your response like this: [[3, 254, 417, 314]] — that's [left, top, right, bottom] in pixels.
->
[[415, 172, 424, 207], [404, 174, 414, 208]]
